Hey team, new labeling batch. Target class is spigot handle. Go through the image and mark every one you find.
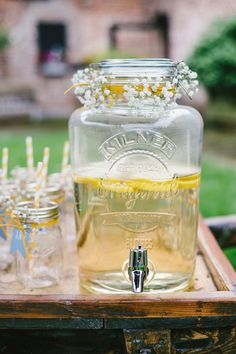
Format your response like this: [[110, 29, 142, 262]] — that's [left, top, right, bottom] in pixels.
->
[[128, 245, 149, 293]]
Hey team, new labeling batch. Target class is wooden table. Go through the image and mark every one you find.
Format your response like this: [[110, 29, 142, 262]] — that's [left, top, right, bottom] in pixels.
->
[[0, 218, 236, 353]]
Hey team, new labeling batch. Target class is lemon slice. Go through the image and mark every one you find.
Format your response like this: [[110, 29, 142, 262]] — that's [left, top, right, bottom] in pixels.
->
[[73, 172, 200, 193], [101, 180, 134, 193]]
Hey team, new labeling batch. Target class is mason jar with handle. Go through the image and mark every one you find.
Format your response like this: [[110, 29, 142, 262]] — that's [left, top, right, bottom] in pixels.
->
[[69, 59, 203, 294]]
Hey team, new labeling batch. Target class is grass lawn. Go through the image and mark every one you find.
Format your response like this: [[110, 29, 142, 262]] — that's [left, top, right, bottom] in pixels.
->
[[200, 154, 236, 217], [0, 122, 235, 267], [0, 122, 68, 174]]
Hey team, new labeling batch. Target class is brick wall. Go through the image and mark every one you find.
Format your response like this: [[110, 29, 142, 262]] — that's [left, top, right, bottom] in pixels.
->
[[1, 0, 236, 118]]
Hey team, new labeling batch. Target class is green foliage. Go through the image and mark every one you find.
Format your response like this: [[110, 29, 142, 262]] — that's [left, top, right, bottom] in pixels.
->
[[81, 48, 139, 65], [188, 17, 236, 101], [0, 27, 10, 53]]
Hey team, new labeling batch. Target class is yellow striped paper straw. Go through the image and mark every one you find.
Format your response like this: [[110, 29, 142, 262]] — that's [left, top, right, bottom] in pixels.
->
[[41, 147, 50, 189], [34, 161, 43, 208], [26, 136, 34, 177], [1, 147, 8, 184], [61, 141, 70, 175]]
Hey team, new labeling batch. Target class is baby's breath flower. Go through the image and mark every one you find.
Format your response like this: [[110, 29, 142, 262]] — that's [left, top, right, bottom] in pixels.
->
[[188, 90, 194, 98], [84, 90, 91, 99], [70, 61, 198, 111], [189, 72, 198, 79], [166, 81, 172, 89], [152, 84, 157, 92]]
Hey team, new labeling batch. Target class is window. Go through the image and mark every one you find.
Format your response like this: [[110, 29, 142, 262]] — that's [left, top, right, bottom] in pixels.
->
[[37, 22, 68, 77]]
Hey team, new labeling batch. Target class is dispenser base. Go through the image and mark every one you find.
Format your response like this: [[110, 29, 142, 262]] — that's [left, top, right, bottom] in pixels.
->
[[79, 271, 193, 294]]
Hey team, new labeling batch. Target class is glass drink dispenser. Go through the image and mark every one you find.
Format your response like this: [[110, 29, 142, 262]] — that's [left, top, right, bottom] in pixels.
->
[[69, 59, 203, 294]]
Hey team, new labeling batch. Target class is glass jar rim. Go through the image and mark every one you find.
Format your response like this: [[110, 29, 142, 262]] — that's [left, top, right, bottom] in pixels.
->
[[92, 58, 177, 77], [13, 201, 59, 222], [25, 183, 64, 197], [97, 58, 176, 68]]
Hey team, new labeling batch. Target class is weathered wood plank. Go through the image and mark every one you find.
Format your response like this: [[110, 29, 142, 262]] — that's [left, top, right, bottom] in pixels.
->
[[198, 217, 236, 291], [0, 316, 236, 330], [0, 327, 235, 353], [105, 316, 236, 330], [0, 291, 235, 319], [123, 329, 171, 354], [172, 327, 236, 354], [0, 318, 103, 329], [0, 329, 126, 354], [194, 255, 217, 292]]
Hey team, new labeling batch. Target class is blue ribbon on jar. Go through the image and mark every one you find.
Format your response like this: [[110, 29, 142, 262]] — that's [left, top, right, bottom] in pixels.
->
[[10, 226, 31, 259]]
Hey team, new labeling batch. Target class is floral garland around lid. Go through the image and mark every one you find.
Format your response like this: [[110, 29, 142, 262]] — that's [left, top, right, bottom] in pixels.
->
[[69, 61, 199, 110]]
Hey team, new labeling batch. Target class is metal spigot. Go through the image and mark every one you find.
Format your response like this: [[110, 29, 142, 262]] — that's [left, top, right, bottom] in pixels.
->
[[128, 245, 149, 293]]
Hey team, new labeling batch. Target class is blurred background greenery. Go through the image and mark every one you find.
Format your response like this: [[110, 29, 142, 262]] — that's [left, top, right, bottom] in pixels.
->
[[188, 17, 236, 102], [188, 16, 236, 128], [0, 26, 9, 53]]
